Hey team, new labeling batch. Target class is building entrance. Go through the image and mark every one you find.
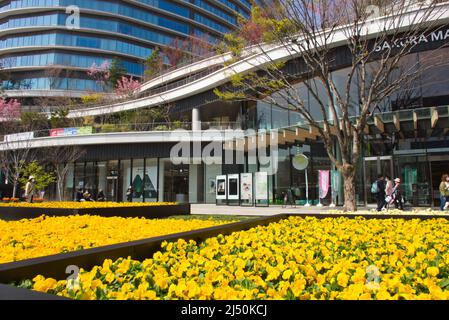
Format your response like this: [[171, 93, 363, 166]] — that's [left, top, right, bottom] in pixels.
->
[[364, 156, 394, 204], [429, 154, 449, 207]]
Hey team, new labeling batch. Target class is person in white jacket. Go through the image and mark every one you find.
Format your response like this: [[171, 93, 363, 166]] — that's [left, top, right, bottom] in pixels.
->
[[24, 176, 35, 203]]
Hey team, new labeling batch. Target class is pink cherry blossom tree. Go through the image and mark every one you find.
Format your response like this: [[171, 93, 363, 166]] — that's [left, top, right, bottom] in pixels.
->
[[0, 97, 21, 120], [114, 76, 141, 97], [87, 60, 110, 89]]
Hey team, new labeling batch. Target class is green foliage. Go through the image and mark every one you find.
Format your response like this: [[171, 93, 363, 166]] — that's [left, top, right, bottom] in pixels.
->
[[20, 111, 49, 130], [49, 108, 71, 128], [109, 58, 127, 87], [19, 161, 56, 192], [213, 88, 246, 101], [81, 93, 103, 105], [144, 48, 163, 80]]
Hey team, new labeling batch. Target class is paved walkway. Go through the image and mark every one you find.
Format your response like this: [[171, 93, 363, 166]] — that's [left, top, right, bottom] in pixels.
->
[[190, 204, 437, 216]]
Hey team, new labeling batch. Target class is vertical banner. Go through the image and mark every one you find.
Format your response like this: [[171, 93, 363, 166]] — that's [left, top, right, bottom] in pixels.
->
[[240, 173, 253, 202], [330, 170, 340, 206], [215, 175, 227, 200], [318, 170, 330, 200], [254, 171, 268, 203], [227, 174, 239, 200]]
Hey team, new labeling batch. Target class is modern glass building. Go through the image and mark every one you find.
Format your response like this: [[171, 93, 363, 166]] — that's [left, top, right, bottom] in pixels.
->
[[1, 3, 449, 208], [0, 0, 250, 98]]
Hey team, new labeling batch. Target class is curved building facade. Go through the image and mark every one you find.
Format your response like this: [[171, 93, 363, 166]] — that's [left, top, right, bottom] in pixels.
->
[[1, 3, 449, 208], [0, 0, 250, 98]]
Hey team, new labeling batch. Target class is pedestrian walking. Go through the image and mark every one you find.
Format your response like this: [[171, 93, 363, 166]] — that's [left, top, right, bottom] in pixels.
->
[[75, 188, 83, 202], [97, 189, 105, 201], [439, 174, 449, 210], [24, 176, 35, 203], [372, 174, 386, 212], [126, 186, 133, 202], [393, 178, 404, 210], [384, 176, 394, 210]]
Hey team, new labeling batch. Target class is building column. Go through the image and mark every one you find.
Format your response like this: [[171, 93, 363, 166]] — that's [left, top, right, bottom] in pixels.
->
[[192, 107, 201, 131]]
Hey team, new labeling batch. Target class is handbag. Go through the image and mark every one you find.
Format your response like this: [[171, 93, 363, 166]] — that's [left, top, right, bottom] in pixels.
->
[[385, 195, 394, 204]]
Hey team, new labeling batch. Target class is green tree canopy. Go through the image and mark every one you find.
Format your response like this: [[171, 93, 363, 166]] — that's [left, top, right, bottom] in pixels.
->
[[19, 161, 56, 192]]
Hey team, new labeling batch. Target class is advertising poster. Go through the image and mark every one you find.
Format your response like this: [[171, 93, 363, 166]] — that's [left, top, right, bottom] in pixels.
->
[[4, 131, 34, 142], [64, 127, 78, 136], [240, 173, 253, 201], [49, 128, 64, 137], [208, 178, 215, 194], [77, 126, 93, 135], [318, 170, 330, 199], [216, 175, 227, 200], [255, 171, 268, 201], [330, 170, 340, 205], [227, 174, 239, 200]]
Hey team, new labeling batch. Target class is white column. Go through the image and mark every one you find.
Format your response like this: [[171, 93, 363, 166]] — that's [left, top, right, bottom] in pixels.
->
[[189, 164, 198, 203], [192, 107, 201, 131], [158, 160, 165, 202]]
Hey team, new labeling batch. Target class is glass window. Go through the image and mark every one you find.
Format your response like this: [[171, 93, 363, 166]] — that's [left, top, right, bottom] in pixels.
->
[[145, 158, 158, 202]]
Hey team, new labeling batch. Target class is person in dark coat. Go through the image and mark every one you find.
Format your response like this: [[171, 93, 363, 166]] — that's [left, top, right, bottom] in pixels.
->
[[75, 189, 83, 202], [375, 174, 386, 211], [126, 186, 133, 202], [97, 189, 105, 201]]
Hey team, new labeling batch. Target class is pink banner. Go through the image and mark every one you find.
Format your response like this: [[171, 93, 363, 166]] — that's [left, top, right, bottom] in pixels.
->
[[319, 170, 330, 199], [49, 128, 64, 136]]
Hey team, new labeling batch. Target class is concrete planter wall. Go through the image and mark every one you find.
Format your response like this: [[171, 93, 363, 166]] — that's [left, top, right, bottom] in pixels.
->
[[0, 203, 190, 221]]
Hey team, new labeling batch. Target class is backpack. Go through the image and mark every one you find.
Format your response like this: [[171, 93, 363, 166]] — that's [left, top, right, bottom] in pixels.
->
[[371, 181, 378, 194]]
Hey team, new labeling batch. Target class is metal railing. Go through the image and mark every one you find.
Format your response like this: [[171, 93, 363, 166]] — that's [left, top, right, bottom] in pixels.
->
[[1, 121, 243, 142]]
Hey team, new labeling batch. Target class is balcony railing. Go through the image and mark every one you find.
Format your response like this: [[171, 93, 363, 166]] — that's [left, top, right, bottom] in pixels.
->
[[1, 121, 243, 142]]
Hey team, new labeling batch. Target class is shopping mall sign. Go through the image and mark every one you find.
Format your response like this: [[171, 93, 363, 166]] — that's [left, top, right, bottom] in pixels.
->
[[374, 27, 449, 52]]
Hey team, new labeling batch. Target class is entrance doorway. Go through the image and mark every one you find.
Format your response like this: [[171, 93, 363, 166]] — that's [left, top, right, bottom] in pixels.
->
[[163, 163, 189, 203], [106, 177, 118, 201], [429, 155, 449, 207], [364, 156, 393, 204]]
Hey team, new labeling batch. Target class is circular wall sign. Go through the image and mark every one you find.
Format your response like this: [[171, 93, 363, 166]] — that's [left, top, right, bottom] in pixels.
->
[[292, 154, 309, 171]]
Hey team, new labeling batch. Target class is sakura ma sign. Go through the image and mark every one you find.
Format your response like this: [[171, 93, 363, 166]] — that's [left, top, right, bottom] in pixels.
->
[[374, 28, 449, 52]]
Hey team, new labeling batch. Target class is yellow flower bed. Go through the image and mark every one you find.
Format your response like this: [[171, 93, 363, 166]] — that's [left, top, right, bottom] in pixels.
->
[[0, 201, 177, 209], [0, 215, 229, 263], [326, 209, 446, 216], [29, 216, 449, 300]]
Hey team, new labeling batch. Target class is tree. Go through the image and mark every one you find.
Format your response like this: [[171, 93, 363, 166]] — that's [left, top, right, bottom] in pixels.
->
[[144, 48, 163, 80], [108, 58, 127, 89], [87, 60, 110, 90], [0, 135, 36, 198], [49, 108, 73, 128], [215, 0, 442, 211], [115, 76, 141, 98], [19, 161, 55, 195], [162, 38, 189, 67], [44, 146, 85, 201], [0, 98, 21, 119]]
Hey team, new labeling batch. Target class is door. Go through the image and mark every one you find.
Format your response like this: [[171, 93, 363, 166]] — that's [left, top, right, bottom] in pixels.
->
[[364, 156, 393, 204], [106, 177, 118, 202]]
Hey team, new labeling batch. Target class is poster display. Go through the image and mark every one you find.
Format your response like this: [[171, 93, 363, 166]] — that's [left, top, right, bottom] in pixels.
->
[[227, 174, 239, 200], [318, 170, 330, 201], [254, 171, 268, 202], [330, 170, 340, 206], [240, 173, 253, 201], [4, 131, 34, 142], [216, 175, 227, 200], [49, 126, 93, 137]]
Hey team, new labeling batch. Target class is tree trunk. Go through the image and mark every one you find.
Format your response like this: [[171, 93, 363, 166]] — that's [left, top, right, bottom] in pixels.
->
[[57, 180, 63, 201], [12, 180, 17, 198], [340, 163, 357, 212]]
